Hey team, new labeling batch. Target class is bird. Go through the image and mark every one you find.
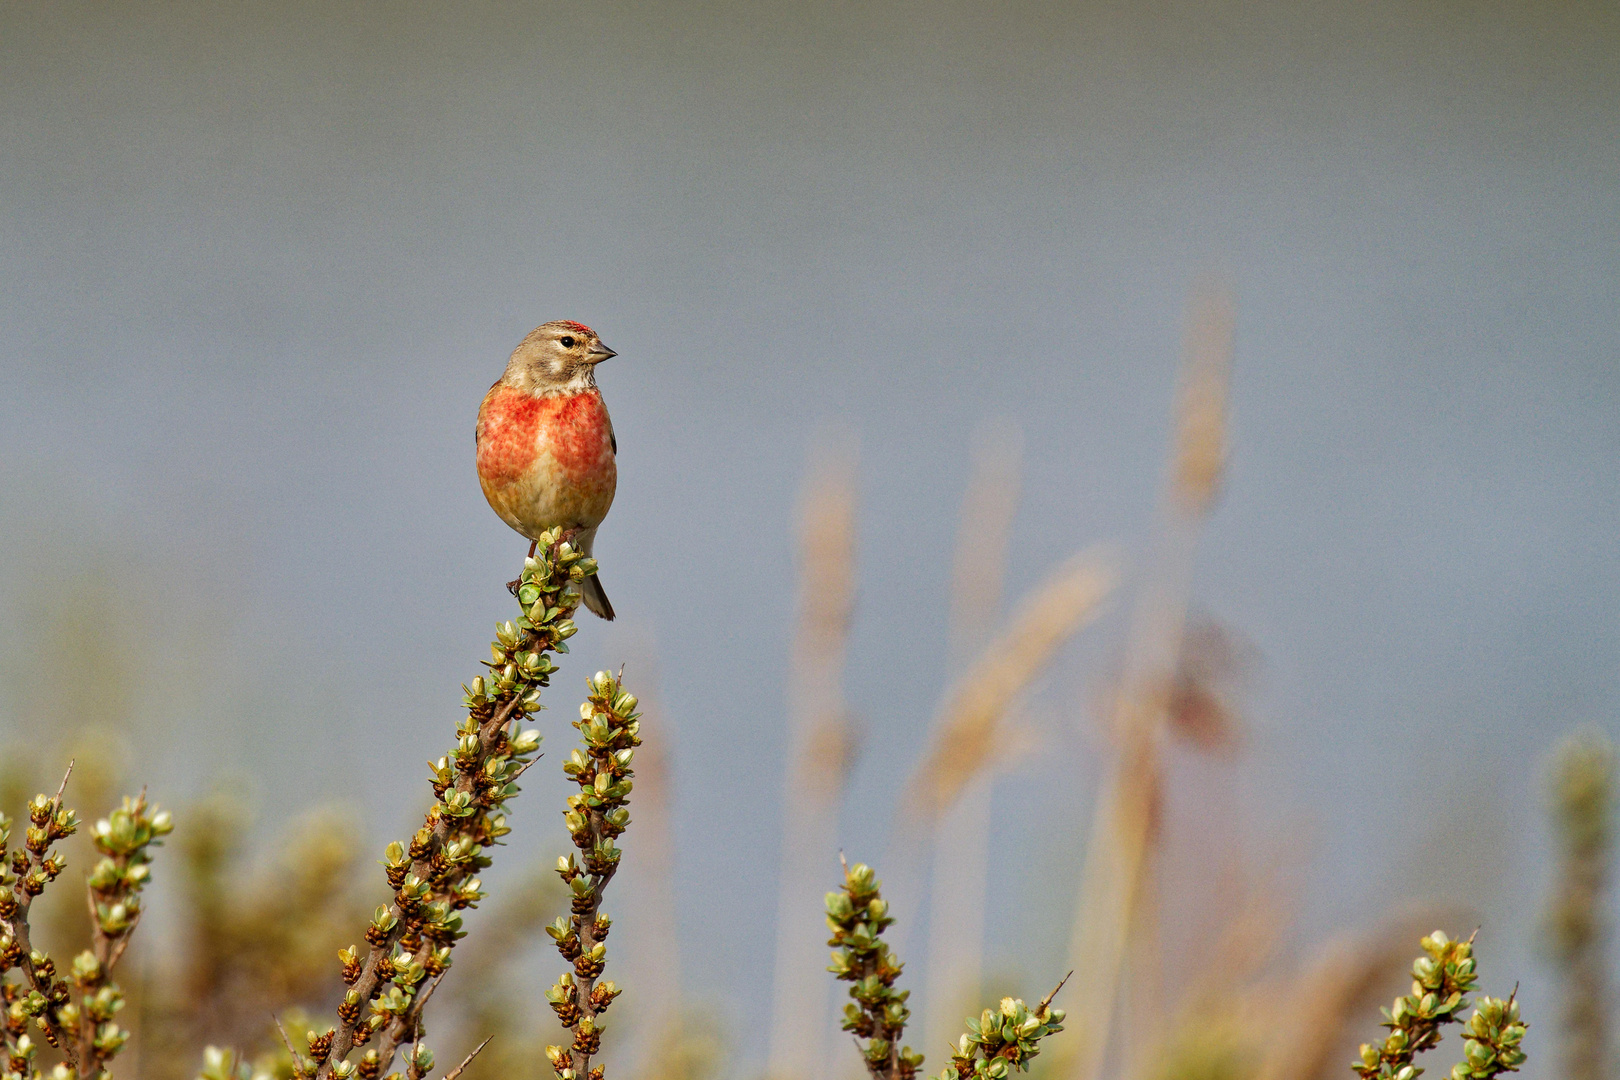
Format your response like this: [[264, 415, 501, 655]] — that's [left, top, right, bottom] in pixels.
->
[[476, 319, 618, 620]]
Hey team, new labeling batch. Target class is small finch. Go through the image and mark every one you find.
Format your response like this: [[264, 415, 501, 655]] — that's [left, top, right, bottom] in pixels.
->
[[476, 319, 618, 620]]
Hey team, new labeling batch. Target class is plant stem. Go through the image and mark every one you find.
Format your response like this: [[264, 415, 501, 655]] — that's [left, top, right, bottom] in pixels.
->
[[545, 671, 640, 1080]]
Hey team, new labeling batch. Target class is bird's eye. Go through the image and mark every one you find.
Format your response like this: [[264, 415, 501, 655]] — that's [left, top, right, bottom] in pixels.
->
[[560, 336, 575, 349]]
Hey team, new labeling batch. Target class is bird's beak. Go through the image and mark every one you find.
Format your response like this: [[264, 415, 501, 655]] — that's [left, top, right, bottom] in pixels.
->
[[587, 342, 617, 364]]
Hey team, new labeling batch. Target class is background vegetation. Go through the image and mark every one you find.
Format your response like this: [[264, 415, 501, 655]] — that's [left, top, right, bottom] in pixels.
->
[[0, 292, 1589, 1080]]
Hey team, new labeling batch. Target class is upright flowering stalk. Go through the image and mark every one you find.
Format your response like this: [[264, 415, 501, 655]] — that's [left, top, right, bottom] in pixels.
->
[[1353, 931, 1527, 1080], [312, 530, 596, 1080], [0, 768, 171, 1080], [79, 795, 174, 1078], [823, 859, 1070, 1080], [825, 861, 924, 1080], [544, 670, 641, 1080], [0, 773, 82, 1071]]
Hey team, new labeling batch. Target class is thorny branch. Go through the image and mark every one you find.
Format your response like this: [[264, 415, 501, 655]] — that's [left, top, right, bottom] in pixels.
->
[[307, 529, 598, 1080], [1353, 931, 1528, 1080], [1, 763, 81, 1069], [0, 762, 171, 1080], [543, 670, 641, 1080], [825, 858, 923, 1080]]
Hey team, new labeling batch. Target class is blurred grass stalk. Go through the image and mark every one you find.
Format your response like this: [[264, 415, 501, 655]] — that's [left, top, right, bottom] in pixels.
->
[[767, 440, 861, 1080], [920, 424, 1023, 1058], [900, 553, 1116, 832], [901, 550, 1114, 1069], [1545, 729, 1613, 1080], [1063, 285, 1234, 1080]]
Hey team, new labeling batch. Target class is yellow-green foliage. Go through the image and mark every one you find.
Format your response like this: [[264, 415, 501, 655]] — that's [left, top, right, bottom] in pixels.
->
[[1354, 932, 1526, 1080]]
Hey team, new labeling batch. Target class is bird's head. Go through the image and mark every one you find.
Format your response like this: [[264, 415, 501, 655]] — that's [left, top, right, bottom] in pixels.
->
[[504, 320, 617, 393]]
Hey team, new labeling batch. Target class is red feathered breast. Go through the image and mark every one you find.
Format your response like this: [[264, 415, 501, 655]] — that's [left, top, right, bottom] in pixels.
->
[[477, 385, 614, 487]]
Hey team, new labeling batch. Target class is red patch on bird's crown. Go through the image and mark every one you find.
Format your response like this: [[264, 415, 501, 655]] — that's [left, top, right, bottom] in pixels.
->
[[559, 320, 593, 335]]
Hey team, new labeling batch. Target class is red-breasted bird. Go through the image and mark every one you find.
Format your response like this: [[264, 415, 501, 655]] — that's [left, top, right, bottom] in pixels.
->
[[476, 319, 618, 620]]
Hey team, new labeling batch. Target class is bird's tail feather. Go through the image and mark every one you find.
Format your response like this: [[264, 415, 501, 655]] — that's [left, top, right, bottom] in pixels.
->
[[582, 573, 615, 621]]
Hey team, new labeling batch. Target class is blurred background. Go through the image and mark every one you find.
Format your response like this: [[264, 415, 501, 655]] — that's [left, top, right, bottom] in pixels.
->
[[1, 2, 1616, 1079]]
